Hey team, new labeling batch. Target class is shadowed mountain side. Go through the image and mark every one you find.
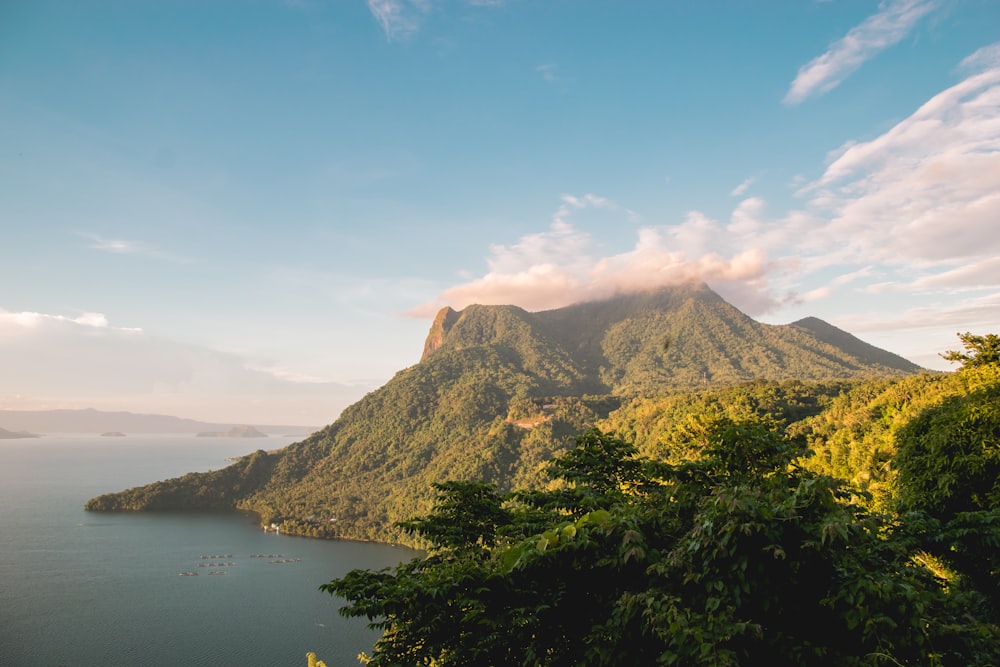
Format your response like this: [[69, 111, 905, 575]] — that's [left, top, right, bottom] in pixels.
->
[[790, 316, 922, 373], [86, 284, 925, 544]]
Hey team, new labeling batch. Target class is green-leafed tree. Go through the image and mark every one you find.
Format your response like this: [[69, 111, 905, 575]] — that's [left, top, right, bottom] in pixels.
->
[[891, 359, 1000, 620], [940, 331, 1000, 368], [324, 427, 998, 666]]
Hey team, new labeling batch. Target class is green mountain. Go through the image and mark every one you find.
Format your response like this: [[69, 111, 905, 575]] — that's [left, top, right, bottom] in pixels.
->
[[85, 283, 924, 543]]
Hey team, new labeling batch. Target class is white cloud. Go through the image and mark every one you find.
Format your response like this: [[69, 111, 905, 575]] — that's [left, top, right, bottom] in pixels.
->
[[407, 195, 783, 318], [784, 0, 938, 105], [366, 0, 505, 41], [855, 258, 1000, 295], [910, 258, 1000, 290], [727, 197, 767, 236], [366, 0, 423, 41], [89, 237, 144, 254], [552, 193, 639, 226], [960, 42, 1000, 72], [802, 66, 1000, 266], [79, 232, 192, 263], [536, 63, 560, 83], [535, 63, 575, 87], [245, 365, 333, 384], [801, 286, 834, 301], [833, 267, 879, 287], [730, 177, 755, 197], [0, 309, 139, 335]]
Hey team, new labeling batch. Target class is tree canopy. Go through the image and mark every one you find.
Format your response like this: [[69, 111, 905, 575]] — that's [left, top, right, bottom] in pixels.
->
[[324, 424, 1000, 666], [940, 331, 1000, 368]]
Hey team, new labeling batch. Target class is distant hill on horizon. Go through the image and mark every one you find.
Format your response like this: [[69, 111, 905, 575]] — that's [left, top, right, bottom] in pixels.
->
[[0, 408, 317, 436], [0, 425, 39, 439], [86, 282, 929, 543]]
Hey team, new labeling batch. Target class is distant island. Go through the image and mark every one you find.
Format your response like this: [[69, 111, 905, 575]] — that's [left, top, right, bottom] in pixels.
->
[[101, 431, 126, 437], [0, 408, 317, 436], [196, 425, 268, 438], [0, 426, 39, 439]]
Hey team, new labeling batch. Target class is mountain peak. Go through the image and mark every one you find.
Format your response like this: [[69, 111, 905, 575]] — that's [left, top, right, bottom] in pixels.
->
[[416, 285, 921, 394], [421, 306, 461, 361]]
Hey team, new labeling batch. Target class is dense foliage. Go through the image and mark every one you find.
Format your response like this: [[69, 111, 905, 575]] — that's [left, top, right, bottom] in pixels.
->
[[324, 425, 1000, 665], [318, 333, 1000, 664], [940, 331, 1000, 368]]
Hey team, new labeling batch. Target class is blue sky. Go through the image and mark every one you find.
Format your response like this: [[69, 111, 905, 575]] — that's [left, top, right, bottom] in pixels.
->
[[2, 0, 999, 426]]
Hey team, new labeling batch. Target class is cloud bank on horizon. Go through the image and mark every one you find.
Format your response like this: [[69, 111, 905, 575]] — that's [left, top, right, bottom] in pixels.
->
[[0, 308, 368, 425]]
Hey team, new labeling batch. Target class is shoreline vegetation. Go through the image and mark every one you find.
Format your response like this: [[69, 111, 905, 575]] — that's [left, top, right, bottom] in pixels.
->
[[86, 360, 996, 551], [84, 367, 964, 546]]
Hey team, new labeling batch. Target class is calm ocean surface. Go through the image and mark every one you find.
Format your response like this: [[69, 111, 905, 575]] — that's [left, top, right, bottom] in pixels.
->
[[0, 435, 417, 667]]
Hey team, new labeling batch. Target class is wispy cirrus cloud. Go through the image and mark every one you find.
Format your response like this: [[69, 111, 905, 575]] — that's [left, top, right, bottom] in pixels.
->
[[0, 309, 142, 334], [960, 42, 1000, 72], [784, 0, 939, 105], [730, 177, 755, 197], [552, 193, 638, 226], [79, 233, 191, 263], [366, 0, 505, 41], [833, 290, 1000, 337], [366, 0, 426, 41], [85, 234, 147, 254], [536, 63, 574, 87]]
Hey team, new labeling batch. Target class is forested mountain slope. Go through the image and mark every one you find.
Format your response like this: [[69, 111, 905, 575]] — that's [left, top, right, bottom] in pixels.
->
[[86, 284, 925, 544], [424, 283, 921, 393]]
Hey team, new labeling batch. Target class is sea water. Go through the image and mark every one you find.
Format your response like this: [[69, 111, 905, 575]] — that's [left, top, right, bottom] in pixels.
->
[[0, 435, 417, 667]]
